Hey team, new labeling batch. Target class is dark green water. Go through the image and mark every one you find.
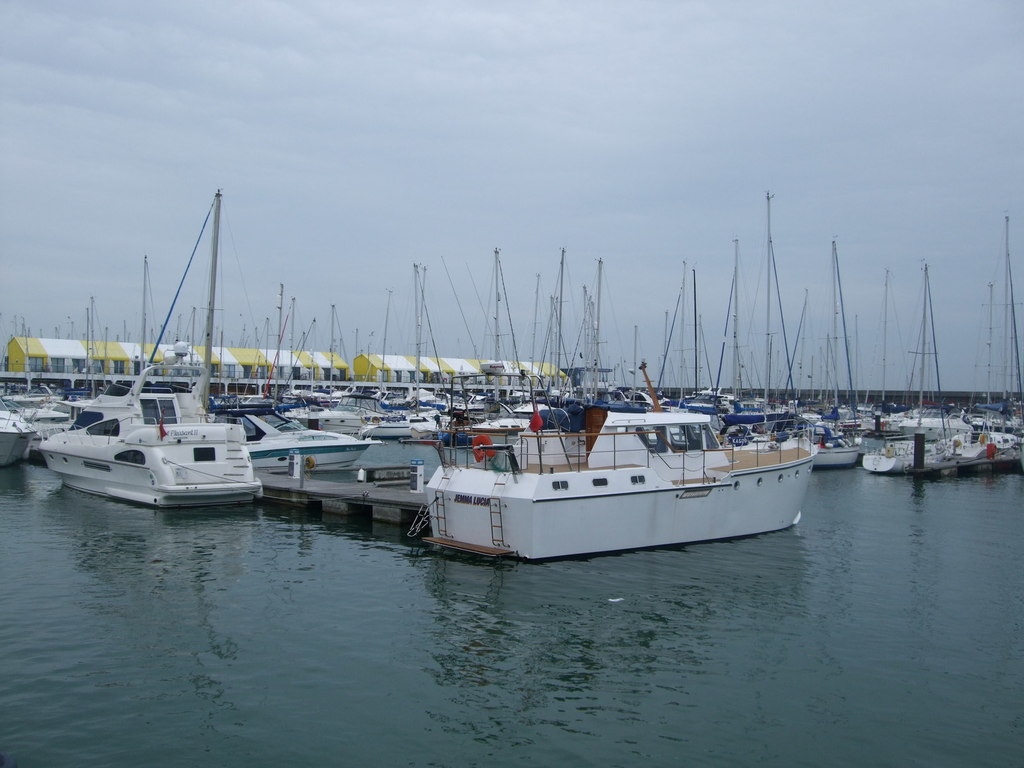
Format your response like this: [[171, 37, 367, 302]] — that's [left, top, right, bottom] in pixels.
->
[[1, 444, 1022, 767]]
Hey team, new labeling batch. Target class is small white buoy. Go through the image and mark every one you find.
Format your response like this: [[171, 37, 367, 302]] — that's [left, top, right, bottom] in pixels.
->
[[357, 468, 366, 483]]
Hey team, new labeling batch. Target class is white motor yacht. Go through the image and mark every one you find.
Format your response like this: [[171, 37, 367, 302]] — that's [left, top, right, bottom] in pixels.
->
[[38, 364, 262, 507]]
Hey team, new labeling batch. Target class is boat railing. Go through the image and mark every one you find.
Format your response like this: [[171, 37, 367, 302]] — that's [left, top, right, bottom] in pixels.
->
[[436, 428, 812, 476]]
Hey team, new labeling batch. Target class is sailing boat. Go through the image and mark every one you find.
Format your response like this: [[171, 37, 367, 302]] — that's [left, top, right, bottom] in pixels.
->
[[39, 192, 263, 506], [861, 263, 969, 474], [809, 241, 861, 469]]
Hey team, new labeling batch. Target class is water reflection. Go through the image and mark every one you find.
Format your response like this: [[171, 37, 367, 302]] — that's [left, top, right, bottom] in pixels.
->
[[415, 531, 811, 749], [34, 489, 260, 734]]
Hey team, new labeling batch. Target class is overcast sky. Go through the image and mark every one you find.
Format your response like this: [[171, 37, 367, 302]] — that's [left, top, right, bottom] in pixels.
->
[[2, 0, 1021, 394]]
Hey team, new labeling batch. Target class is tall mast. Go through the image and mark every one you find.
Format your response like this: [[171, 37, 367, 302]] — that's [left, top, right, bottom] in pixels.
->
[[275, 283, 283, 398], [986, 280, 994, 403], [831, 240, 839, 411], [764, 191, 774, 405], [594, 257, 603, 397], [692, 267, 698, 391], [1004, 214, 1023, 404], [329, 303, 336, 382], [139, 255, 148, 374], [199, 190, 221, 406], [414, 264, 424, 389], [732, 238, 741, 395], [556, 248, 565, 391], [493, 248, 501, 362], [881, 269, 890, 403]]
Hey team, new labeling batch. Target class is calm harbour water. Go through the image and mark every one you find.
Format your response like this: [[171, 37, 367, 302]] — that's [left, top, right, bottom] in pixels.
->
[[1, 442, 1022, 768]]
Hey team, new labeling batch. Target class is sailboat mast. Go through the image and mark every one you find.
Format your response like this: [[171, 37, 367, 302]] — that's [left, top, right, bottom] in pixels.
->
[[594, 257, 603, 396], [1005, 214, 1023, 404], [732, 238, 741, 395], [764, 192, 773, 405], [199, 190, 221, 406], [139, 255, 148, 374], [831, 240, 839, 411], [881, 269, 890, 403], [556, 248, 565, 392], [692, 267, 698, 391], [493, 248, 501, 363], [986, 280, 994, 403], [329, 303, 336, 382]]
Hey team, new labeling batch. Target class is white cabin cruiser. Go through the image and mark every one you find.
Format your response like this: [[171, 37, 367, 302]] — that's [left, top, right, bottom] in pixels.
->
[[38, 364, 262, 506], [0, 397, 36, 467], [420, 402, 815, 560], [213, 409, 380, 469]]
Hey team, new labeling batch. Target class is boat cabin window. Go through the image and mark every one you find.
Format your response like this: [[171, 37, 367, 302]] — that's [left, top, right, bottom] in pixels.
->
[[262, 413, 304, 432], [635, 427, 669, 453], [72, 411, 104, 430], [114, 449, 146, 465], [101, 382, 132, 397], [193, 447, 216, 462], [141, 398, 178, 425], [86, 418, 120, 437], [664, 424, 705, 451]]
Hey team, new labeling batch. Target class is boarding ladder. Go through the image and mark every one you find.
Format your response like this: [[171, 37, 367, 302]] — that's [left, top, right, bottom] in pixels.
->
[[431, 471, 453, 539], [489, 476, 508, 548]]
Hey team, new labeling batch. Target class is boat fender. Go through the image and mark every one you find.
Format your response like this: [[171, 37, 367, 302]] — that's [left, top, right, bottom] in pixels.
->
[[952, 438, 962, 450], [885, 444, 894, 458], [472, 434, 496, 462], [304, 455, 316, 470], [978, 433, 988, 445]]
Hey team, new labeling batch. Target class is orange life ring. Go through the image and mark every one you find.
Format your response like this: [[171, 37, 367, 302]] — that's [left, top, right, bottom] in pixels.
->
[[472, 434, 496, 462]]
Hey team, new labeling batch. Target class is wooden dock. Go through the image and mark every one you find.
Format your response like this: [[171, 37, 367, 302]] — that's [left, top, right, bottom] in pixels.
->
[[256, 467, 430, 526]]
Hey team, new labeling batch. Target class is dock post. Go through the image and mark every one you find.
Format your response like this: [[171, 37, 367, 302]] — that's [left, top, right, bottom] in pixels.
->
[[913, 433, 926, 470]]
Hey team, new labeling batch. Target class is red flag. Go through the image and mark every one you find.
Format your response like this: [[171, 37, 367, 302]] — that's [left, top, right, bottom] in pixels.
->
[[158, 417, 167, 440], [528, 407, 543, 432]]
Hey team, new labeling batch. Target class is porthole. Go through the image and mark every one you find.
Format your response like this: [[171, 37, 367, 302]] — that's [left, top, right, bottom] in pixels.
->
[[757, 477, 763, 486], [733, 480, 740, 489], [777, 474, 784, 483], [592, 478, 609, 487]]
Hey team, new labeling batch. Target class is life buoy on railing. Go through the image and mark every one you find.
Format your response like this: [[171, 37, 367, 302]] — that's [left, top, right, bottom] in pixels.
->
[[304, 455, 316, 470], [472, 434, 496, 462]]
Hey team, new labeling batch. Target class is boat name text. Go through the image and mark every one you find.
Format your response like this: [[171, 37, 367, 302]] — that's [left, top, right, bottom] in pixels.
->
[[454, 493, 491, 506]]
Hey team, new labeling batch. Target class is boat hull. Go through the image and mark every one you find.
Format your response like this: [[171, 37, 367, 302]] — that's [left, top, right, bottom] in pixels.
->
[[247, 440, 374, 469], [426, 457, 812, 560], [811, 445, 861, 469], [0, 429, 34, 467]]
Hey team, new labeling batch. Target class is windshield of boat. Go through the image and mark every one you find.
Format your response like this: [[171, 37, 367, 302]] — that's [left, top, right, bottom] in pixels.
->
[[102, 382, 132, 397], [140, 398, 179, 425], [262, 413, 305, 432]]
